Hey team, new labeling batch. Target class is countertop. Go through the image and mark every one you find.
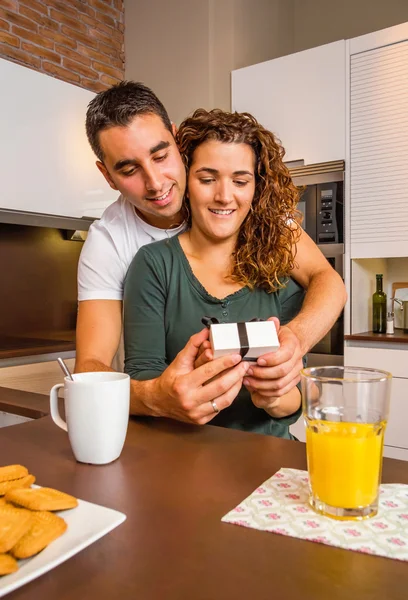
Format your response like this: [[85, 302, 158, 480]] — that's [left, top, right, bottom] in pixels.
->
[[345, 330, 408, 344], [0, 331, 75, 360], [0, 386, 50, 419], [0, 387, 408, 600]]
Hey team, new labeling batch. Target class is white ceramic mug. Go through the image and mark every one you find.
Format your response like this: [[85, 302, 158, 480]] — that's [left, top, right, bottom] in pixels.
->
[[50, 372, 130, 465]]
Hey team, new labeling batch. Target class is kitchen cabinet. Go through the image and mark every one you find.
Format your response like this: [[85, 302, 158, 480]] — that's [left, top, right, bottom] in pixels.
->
[[0, 58, 116, 219], [291, 344, 408, 460], [344, 344, 408, 378], [231, 40, 346, 165], [347, 23, 408, 259], [344, 344, 408, 461]]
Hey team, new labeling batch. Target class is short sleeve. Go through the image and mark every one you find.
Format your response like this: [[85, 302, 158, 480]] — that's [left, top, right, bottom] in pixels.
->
[[77, 223, 126, 301], [123, 246, 168, 381]]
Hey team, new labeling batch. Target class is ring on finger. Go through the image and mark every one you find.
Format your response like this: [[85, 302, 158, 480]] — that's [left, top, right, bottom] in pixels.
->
[[211, 400, 220, 414]]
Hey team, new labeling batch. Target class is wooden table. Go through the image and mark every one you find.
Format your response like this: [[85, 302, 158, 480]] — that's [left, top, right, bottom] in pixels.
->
[[1, 410, 408, 599]]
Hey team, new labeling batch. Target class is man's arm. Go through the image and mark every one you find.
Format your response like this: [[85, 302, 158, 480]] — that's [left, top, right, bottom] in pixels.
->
[[287, 228, 347, 354], [232, 228, 347, 397], [75, 276, 249, 423], [75, 300, 122, 374], [75, 300, 156, 416], [129, 328, 249, 423]]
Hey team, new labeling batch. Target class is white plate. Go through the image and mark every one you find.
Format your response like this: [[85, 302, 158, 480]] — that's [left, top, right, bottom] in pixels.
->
[[0, 491, 126, 597]]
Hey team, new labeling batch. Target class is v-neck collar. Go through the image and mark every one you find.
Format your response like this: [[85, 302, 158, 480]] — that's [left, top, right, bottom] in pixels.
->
[[172, 236, 250, 304]]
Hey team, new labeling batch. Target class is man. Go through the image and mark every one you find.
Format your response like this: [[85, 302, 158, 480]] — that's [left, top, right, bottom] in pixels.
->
[[75, 81, 346, 425]]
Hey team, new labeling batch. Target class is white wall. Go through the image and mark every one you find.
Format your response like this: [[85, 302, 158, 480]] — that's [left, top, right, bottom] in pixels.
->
[[233, 0, 294, 70], [124, 0, 294, 123], [293, 0, 408, 52], [124, 0, 211, 125], [125, 1, 408, 123]]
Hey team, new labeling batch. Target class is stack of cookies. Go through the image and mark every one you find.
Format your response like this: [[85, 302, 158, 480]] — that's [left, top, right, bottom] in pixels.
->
[[0, 465, 78, 576]]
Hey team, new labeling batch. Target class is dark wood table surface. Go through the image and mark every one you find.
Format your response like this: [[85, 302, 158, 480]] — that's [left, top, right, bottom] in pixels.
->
[[1, 409, 408, 599]]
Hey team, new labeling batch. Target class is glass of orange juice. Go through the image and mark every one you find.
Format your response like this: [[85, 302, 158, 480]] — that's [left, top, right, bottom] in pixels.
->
[[301, 366, 392, 520]]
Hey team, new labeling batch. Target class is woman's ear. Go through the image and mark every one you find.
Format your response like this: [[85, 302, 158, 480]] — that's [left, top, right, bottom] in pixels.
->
[[171, 122, 178, 136]]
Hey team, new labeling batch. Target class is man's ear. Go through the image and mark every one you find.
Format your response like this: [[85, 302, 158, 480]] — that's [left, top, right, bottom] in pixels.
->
[[96, 161, 118, 191], [171, 122, 178, 136]]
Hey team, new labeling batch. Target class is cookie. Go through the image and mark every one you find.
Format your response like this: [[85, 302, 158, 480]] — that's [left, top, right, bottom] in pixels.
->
[[0, 466, 28, 484], [6, 487, 78, 512], [11, 511, 67, 559], [0, 475, 36, 497], [0, 504, 32, 554], [0, 553, 18, 576]]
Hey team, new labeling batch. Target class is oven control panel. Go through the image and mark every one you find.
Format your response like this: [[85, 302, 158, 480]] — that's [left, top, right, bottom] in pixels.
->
[[317, 183, 342, 244]]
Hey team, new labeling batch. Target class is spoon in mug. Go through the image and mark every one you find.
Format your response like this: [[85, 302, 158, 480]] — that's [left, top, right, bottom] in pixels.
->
[[57, 357, 74, 381]]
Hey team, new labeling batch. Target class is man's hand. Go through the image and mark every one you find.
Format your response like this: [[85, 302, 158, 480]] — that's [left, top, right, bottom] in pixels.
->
[[146, 328, 249, 425], [243, 318, 303, 397], [194, 330, 213, 369]]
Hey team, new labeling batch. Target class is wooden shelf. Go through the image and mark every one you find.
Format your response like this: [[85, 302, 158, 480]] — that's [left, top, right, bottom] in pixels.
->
[[345, 330, 408, 344]]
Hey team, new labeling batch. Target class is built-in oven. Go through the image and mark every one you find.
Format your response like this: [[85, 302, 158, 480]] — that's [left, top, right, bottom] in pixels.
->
[[289, 160, 345, 366]]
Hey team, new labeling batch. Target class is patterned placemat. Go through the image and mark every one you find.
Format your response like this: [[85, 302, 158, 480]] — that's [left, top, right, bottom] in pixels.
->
[[222, 468, 408, 561]]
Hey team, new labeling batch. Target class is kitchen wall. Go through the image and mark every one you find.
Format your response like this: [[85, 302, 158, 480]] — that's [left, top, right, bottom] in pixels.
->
[[293, 0, 408, 52], [0, 0, 125, 92], [124, 0, 294, 124], [124, 0, 408, 120], [0, 224, 81, 342]]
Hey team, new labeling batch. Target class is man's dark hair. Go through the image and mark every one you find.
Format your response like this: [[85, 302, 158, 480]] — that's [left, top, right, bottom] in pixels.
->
[[85, 80, 173, 161]]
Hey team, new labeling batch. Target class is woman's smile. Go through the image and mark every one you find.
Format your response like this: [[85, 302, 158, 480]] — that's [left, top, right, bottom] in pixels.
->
[[187, 140, 256, 242], [208, 208, 236, 216]]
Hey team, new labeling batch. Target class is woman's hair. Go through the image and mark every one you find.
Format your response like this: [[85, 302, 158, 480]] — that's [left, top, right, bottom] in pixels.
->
[[176, 108, 302, 293]]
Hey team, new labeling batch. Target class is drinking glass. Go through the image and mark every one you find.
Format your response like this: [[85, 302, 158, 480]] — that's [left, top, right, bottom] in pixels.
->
[[301, 366, 392, 520]]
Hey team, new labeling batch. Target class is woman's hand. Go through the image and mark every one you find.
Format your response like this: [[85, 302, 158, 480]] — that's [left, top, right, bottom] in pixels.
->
[[242, 318, 303, 397], [249, 386, 301, 418]]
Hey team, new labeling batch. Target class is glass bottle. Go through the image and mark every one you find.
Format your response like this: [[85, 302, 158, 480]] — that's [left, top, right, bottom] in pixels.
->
[[372, 274, 387, 333]]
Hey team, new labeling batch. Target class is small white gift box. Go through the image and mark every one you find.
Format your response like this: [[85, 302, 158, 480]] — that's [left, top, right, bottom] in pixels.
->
[[208, 320, 280, 361]]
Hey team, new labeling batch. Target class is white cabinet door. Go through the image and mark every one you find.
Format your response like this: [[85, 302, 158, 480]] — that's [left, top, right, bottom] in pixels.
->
[[292, 370, 408, 458], [344, 345, 408, 379], [0, 58, 117, 219], [232, 40, 346, 165], [349, 37, 408, 259], [290, 416, 306, 442], [344, 345, 408, 451], [384, 377, 408, 451]]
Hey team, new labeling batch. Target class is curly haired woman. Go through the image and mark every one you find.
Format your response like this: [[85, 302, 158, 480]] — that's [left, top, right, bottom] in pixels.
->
[[123, 109, 307, 438]]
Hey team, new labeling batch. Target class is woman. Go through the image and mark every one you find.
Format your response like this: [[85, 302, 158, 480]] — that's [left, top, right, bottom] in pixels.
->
[[124, 109, 305, 438]]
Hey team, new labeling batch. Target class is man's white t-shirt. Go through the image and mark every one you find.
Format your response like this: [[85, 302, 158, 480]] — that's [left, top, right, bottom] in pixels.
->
[[78, 195, 186, 301]]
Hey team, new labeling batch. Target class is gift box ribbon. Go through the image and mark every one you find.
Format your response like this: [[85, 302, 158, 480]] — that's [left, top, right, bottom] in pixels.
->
[[201, 316, 263, 358]]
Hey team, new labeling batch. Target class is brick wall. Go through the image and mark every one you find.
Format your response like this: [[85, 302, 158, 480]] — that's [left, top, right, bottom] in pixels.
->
[[0, 0, 124, 92]]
